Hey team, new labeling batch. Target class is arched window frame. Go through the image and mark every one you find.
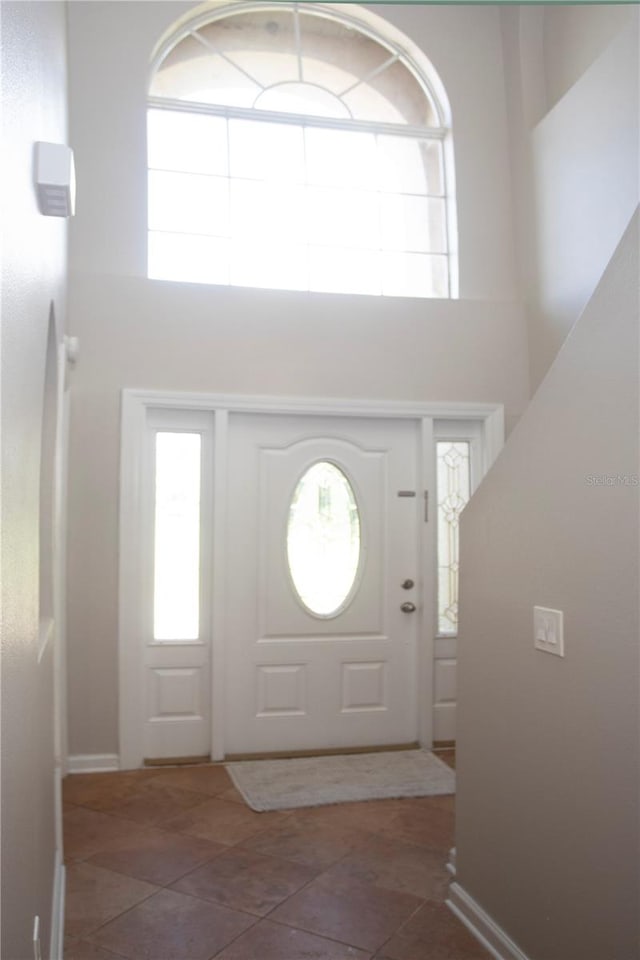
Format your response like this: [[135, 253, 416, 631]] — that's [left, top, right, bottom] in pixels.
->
[[147, 1, 458, 299]]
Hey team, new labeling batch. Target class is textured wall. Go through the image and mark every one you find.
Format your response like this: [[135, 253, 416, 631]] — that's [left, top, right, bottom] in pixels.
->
[[501, 6, 638, 390], [530, 16, 639, 387], [456, 214, 639, 960], [1, 2, 68, 957], [543, 3, 634, 110]]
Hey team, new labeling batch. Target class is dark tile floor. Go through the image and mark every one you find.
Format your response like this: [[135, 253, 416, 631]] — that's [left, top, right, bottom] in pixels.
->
[[63, 751, 491, 960]]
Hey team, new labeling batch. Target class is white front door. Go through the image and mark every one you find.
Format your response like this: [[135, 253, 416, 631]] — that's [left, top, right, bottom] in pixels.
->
[[224, 414, 421, 756], [120, 392, 502, 769]]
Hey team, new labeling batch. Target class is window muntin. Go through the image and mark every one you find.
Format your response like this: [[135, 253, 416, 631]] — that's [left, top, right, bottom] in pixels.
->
[[287, 461, 361, 617], [150, 7, 440, 125], [148, 4, 452, 298]]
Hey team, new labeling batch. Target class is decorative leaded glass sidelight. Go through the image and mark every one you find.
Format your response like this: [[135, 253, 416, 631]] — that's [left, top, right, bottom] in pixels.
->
[[436, 441, 471, 635], [287, 461, 361, 616]]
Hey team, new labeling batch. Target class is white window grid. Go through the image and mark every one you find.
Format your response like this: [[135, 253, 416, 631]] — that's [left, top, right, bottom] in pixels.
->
[[147, 3, 453, 297]]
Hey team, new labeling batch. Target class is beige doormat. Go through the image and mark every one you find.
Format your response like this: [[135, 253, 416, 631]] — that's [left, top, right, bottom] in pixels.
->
[[226, 749, 455, 811]]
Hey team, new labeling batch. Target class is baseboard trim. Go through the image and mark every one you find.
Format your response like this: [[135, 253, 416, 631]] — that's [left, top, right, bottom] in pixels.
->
[[68, 754, 120, 774], [224, 742, 419, 762], [144, 754, 210, 767], [447, 883, 531, 960], [446, 846, 456, 877], [50, 851, 65, 960]]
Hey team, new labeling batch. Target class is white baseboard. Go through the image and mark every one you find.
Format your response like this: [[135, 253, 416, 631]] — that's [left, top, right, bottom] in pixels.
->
[[447, 846, 456, 877], [67, 754, 119, 774], [447, 882, 531, 960], [49, 851, 65, 960]]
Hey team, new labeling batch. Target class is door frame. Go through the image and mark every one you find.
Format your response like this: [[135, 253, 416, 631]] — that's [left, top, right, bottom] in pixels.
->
[[119, 390, 503, 769]]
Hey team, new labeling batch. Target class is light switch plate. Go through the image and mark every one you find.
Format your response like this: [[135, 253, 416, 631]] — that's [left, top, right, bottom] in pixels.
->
[[534, 606, 564, 657]]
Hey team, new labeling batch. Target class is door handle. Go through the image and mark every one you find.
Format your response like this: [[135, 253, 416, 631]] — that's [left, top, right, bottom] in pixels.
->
[[400, 602, 416, 613]]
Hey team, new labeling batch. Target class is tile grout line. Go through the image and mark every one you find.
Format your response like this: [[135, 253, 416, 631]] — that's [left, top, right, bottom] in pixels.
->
[[65, 934, 131, 960], [371, 897, 428, 959], [64, 765, 466, 960], [71, 882, 163, 946]]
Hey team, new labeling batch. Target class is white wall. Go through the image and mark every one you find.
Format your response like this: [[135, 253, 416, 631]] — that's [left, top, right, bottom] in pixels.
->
[[1, 2, 68, 957], [543, 3, 635, 109], [530, 16, 639, 385], [454, 10, 640, 955], [65, 2, 528, 758], [501, 6, 639, 389], [456, 214, 639, 960]]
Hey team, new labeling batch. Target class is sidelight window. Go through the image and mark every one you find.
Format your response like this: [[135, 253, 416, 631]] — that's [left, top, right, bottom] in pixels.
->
[[153, 432, 202, 640]]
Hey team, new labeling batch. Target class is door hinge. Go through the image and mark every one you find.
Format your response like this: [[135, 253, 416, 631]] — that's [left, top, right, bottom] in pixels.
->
[[424, 490, 429, 522]]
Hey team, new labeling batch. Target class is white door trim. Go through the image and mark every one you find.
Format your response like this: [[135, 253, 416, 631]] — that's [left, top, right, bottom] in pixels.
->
[[417, 415, 436, 746], [119, 393, 148, 769], [121, 389, 504, 434], [119, 390, 503, 767], [211, 408, 229, 761]]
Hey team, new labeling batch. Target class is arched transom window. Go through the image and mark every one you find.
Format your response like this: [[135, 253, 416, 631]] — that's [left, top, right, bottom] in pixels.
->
[[148, 3, 454, 298]]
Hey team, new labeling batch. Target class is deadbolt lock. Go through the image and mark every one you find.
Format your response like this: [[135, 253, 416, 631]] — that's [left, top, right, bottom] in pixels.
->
[[401, 579, 414, 590]]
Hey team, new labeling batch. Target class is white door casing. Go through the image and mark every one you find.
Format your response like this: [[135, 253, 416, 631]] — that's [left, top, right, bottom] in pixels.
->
[[224, 414, 421, 755], [118, 391, 504, 769]]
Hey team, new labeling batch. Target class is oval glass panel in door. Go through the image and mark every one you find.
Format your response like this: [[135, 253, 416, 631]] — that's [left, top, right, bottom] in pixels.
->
[[287, 461, 361, 617]]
